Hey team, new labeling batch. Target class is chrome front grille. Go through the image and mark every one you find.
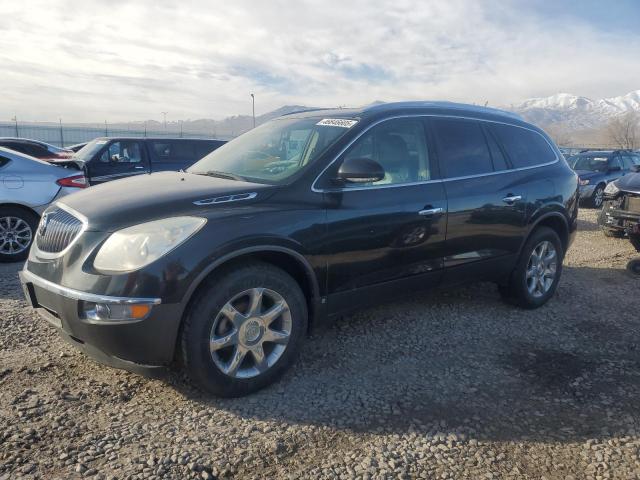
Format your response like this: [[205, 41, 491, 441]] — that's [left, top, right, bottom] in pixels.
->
[[35, 207, 84, 254]]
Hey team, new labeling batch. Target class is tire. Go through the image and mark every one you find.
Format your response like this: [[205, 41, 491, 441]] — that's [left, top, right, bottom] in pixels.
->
[[591, 185, 605, 208], [627, 259, 640, 275], [499, 226, 564, 309], [601, 227, 625, 238], [0, 206, 39, 263], [180, 261, 308, 397], [630, 235, 640, 252]]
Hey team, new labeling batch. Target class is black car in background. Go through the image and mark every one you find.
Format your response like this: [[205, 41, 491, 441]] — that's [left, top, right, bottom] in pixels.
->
[[598, 169, 640, 245], [570, 150, 640, 207], [71, 137, 226, 184], [19, 102, 578, 396]]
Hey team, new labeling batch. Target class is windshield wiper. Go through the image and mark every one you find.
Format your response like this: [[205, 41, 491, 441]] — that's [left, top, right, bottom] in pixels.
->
[[196, 170, 246, 182]]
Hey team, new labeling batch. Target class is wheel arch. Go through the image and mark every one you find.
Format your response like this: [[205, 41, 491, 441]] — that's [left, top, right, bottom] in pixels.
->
[[524, 211, 570, 254], [0, 202, 41, 219], [177, 246, 322, 346]]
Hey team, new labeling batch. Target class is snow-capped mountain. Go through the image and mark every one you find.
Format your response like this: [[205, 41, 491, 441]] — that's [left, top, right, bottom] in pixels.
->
[[509, 90, 640, 129]]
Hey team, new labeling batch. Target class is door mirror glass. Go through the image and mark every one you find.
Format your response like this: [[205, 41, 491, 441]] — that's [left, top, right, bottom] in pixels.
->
[[337, 157, 385, 183]]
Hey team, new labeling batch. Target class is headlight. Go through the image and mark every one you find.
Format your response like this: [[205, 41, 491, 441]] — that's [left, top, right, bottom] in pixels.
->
[[94, 217, 206, 272], [579, 178, 590, 186], [604, 182, 619, 195]]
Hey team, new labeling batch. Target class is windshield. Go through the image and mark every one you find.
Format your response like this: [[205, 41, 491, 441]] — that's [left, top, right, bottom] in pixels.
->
[[73, 138, 110, 162], [572, 155, 610, 172], [188, 117, 356, 184]]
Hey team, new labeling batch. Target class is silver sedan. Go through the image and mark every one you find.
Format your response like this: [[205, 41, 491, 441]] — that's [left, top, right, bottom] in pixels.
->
[[0, 147, 87, 261]]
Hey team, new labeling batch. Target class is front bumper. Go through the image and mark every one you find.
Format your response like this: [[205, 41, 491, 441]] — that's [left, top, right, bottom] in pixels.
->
[[599, 205, 640, 232], [19, 269, 183, 373]]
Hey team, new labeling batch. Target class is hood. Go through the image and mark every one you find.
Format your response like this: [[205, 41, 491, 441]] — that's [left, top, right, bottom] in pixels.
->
[[57, 171, 274, 231], [615, 172, 640, 194]]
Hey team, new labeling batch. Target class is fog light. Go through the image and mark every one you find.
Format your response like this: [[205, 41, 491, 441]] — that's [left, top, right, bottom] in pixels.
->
[[82, 301, 152, 322]]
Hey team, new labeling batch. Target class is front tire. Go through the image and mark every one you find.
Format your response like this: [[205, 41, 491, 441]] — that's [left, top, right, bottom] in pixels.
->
[[180, 262, 308, 397], [0, 207, 39, 262], [499, 227, 564, 309]]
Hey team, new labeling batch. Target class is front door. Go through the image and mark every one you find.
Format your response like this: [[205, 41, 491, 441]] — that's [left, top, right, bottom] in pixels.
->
[[87, 140, 150, 184], [318, 117, 447, 315]]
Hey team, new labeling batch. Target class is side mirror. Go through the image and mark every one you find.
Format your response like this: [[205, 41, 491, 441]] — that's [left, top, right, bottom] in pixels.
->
[[336, 157, 385, 184], [632, 165, 640, 173], [110, 154, 121, 163]]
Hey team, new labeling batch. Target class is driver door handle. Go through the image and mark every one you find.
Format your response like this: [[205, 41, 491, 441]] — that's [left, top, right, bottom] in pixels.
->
[[502, 195, 522, 204], [418, 207, 444, 216]]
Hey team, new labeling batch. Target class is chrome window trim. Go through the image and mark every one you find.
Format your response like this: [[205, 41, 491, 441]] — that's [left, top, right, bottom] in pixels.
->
[[33, 203, 89, 260], [21, 269, 162, 306], [311, 113, 559, 193]]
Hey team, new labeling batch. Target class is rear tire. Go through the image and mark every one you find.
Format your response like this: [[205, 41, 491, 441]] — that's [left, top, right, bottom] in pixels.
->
[[627, 259, 640, 275], [0, 206, 39, 262], [180, 262, 307, 397], [499, 226, 564, 309], [601, 227, 625, 238]]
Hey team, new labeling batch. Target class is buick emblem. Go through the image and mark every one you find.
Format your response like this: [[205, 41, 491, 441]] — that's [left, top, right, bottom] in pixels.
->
[[38, 212, 52, 237]]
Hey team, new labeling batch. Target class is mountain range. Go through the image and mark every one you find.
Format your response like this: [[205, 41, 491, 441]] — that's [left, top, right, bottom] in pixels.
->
[[508, 90, 640, 130]]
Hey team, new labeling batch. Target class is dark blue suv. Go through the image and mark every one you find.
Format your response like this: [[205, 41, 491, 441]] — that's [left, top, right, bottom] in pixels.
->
[[569, 150, 640, 208]]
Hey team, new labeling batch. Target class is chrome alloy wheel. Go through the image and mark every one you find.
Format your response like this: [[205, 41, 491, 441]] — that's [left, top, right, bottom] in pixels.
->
[[594, 187, 604, 208], [526, 240, 557, 298], [209, 288, 292, 379], [0, 216, 32, 255]]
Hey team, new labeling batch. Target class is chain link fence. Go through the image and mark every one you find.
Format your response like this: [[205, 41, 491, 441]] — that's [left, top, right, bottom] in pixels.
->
[[0, 121, 225, 148]]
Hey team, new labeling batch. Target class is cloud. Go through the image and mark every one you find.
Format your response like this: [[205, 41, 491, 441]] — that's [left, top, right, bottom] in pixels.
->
[[1, 0, 639, 122]]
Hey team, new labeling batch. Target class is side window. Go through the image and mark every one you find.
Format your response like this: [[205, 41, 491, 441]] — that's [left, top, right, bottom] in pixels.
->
[[0, 155, 10, 168], [151, 142, 171, 161], [99, 141, 142, 163], [609, 156, 623, 170], [170, 141, 196, 161], [341, 118, 430, 187], [490, 124, 556, 168], [632, 155, 640, 166], [621, 155, 638, 169], [432, 118, 493, 178]]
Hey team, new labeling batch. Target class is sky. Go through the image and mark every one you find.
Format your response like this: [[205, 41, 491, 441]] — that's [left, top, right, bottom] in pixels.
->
[[1, 0, 639, 122]]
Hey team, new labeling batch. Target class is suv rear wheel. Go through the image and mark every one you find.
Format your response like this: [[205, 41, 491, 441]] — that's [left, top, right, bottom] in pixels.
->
[[499, 226, 564, 309], [181, 262, 307, 397], [0, 206, 39, 262]]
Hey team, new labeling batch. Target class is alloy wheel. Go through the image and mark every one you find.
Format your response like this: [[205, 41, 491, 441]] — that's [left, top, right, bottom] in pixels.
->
[[526, 240, 557, 298], [594, 188, 604, 208], [0, 216, 33, 255], [209, 288, 292, 379]]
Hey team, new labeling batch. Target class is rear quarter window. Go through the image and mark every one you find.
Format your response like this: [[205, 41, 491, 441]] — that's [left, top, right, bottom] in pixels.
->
[[490, 124, 556, 168]]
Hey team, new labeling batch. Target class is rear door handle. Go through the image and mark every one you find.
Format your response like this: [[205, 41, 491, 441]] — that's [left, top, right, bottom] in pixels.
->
[[502, 195, 522, 204], [418, 207, 444, 216]]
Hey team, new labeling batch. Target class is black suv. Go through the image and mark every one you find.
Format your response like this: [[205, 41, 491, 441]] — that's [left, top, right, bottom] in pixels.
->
[[71, 137, 226, 184], [19, 102, 578, 397]]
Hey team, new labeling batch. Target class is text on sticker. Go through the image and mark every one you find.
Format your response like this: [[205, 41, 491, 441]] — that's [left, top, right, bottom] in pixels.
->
[[316, 119, 358, 128]]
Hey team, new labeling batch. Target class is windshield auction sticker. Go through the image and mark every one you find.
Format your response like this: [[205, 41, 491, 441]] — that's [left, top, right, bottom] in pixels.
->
[[316, 118, 358, 128]]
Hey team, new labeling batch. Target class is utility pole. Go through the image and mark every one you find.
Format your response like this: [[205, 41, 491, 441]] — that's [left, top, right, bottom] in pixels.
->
[[250, 93, 255, 128], [104, 120, 108, 137], [59, 118, 64, 147], [161, 111, 168, 130], [179, 120, 183, 138], [11, 116, 18, 137]]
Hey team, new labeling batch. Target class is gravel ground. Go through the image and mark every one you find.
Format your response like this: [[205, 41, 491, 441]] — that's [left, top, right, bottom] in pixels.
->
[[1, 209, 640, 480]]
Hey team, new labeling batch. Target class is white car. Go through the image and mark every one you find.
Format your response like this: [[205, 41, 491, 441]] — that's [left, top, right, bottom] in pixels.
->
[[0, 147, 88, 261]]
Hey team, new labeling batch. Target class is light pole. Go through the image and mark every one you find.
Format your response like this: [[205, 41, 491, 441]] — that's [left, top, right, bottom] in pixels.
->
[[11, 116, 18, 137], [250, 93, 255, 128], [161, 111, 168, 130]]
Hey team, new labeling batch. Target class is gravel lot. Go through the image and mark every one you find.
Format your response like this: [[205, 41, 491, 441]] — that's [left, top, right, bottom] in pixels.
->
[[1, 209, 640, 480]]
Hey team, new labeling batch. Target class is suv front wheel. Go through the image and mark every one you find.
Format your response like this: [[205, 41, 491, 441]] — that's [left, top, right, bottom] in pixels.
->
[[499, 226, 564, 309], [181, 262, 308, 397]]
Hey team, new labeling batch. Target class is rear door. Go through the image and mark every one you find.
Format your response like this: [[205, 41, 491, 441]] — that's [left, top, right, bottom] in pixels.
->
[[429, 117, 529, 284], [86, 139, 150, 184]]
